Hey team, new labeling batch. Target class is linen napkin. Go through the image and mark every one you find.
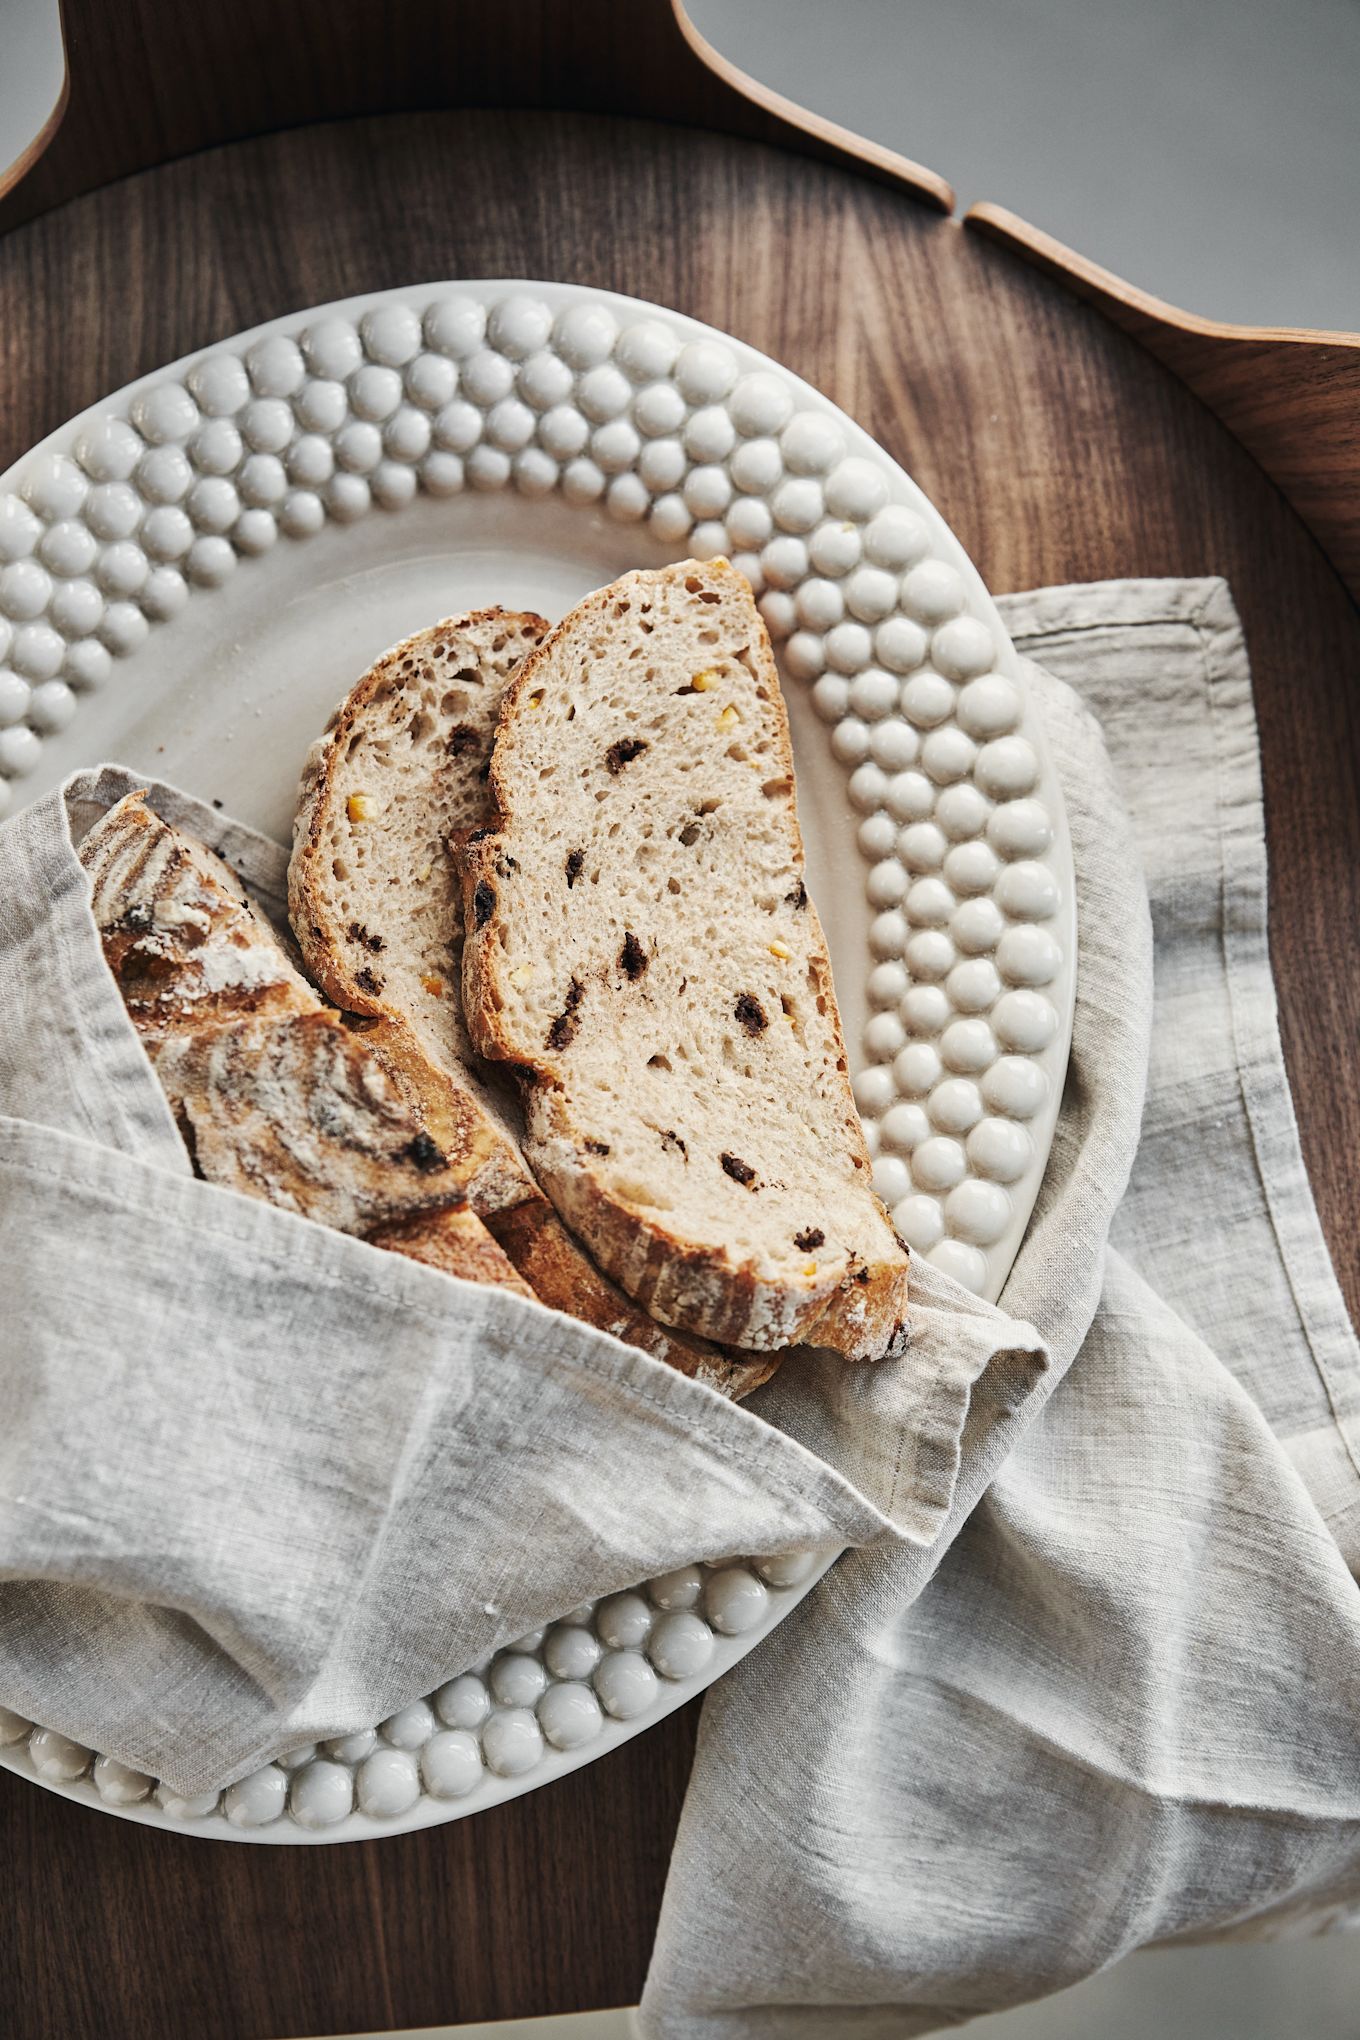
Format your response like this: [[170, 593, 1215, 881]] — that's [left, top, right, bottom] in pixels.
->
[[0, 781, 1045, 1795], [640, 579, 1360, 2037]]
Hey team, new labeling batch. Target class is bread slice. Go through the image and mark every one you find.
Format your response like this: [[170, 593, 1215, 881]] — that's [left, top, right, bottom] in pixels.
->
[[80, 791, 529, 1293], [288, 612, 777, 1400], [458, 559, 911, 1359]]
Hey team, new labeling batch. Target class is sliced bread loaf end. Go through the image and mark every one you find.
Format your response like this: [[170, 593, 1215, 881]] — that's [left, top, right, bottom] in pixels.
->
[[459, 558, 910, 1359]]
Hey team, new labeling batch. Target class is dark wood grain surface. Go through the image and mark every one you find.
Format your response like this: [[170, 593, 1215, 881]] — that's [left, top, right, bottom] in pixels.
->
[[2, 106, 1358, 2040]]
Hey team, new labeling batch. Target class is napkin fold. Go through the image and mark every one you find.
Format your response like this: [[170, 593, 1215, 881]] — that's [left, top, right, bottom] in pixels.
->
[[0, 773, 1044, 1795], [640, 579, 1360, 2037]]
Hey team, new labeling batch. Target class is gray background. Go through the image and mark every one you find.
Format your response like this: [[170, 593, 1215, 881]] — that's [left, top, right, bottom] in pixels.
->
[[688, 0, 1360, 331]]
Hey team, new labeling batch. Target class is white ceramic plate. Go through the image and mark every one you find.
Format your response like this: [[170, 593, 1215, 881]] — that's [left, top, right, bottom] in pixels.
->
[[0, 282, 1074, 1840]]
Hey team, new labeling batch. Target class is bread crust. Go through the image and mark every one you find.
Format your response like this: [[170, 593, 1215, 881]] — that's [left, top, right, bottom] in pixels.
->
[[458, 559, 910, 1361]]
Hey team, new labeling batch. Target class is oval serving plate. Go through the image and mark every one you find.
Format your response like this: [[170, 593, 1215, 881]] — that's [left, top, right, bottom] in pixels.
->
[[0, 282, 1074, 1840]]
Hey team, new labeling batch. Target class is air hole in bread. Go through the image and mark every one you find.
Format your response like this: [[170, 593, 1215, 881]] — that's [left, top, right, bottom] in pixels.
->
[[648, 1052, 672, 1072]]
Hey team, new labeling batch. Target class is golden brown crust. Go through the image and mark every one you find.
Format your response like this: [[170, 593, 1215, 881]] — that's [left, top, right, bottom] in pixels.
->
[[372, 1206, 535, 1296]]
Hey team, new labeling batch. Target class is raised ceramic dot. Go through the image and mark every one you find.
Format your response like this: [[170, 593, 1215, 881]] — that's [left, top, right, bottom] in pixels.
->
[[935, 785, 991, 845], [864, 1011, 907, 1060], [12, 624, 64, 679], [757, 1550, 823, 1589], [879, 616, 931, 677], [461, 350, 516, 408], [647, 1611, 717, 1682], [467, 445, 512, 491], [869, 960, 910, 1005], [880, 1101, 930, 1153], [418, 449, 464, 499], [904, 930, 954, 980], [956, 674, 1021, 740], [235, 507, 277, 555], [726, 495, 773, 551], [947, 958, 1002, 1014], [576, 363, 630, 423], [244, 334, 305, 400], [30, 677, 80, 732], [897, 821, 947, 873], [859, 507, 925, 571], [131, 383, 199, 446], [796, 578, 844, 632], [783, 631, 824, 682], [759, 589, 796, 642], [141, 567, 188, 620], [820, 455, 886, 520], [906, 876, 954, 927], [867, 909, 908, 960], [997, 925, 1061, 988], [679, 405, 732, 463], [647, 1565, 704, 1612], [289, 1758, 354, 1828], [597, 1591, 654, 1651], [489, 1653, 548, 1709], [900, 982, 950, 1036], [512, 1627, 548, 1654], [304, 316, 364, 378], [895, 1190, 947, 1253], [911, 1135, 967, 1192], [731, 437, 783, 495], [865, 724, 915, 776], [49, 578, 101, 635], [239, 452, 288, 507], [704, 1567, 769, 1636], [639, 438, 686, 493], [858, 813, 896, 861], [188, 476, 240, 532], [899, 671, 955, 729], [187, 535, 237, 584], [951, 897, 1005, 955], [996, 860, 1060, 920], [808, 520, 861, 577], [672, 339, 734, 404], [690, 515, 729, 561], [141, 505, 194, 560], [28, 1728, 92, 1781], [515, 352, 574, 417], [562, 457, 605, 504], [552, 300, 619, 369], [976, 735, 1040, 799], [156, 1784, 221, 1820], [867, 859, 908, 909], [357, 1746, 420, 1817], [136, 445, 194, 503], [415, 1728, 482, 1800], [75, 416, 144, 483], [649, 493, 692, 543], [901, 559, 966, 624], [871, 1153, 912, 1207], [531, 1683, 601, 1753], [683, 465, 732, 520], [824, 622, 873, 677], [423, 295, 486, 361], [0, 725, 41, 775], [324, 472, 369, 522], [761, 535, 809, 590], [982, 1056, 1048, 1118], [276, 1743, 317, 1772], [349, 363, 403, 423], [616, 318, 679, 383], [988, 798, 1053, 860], [280, 489, 325, 535], [514, 447, 558, 497], [374, 465, 418, 512], [292, 378, 345, 436], [967, 1117, 1032, 1182], [0, 671, 32, 724], [631, 383, 685, 442], [355, 303, 422, 371], [0, 560, 49, 620], [482, 1707, 546, 1775], [434, 399, 483, 453], [940, 1018, 997, 1074], [893, 1041, 942, 1095], [543, 1624, 603, 1683], [772, 477, 823, 532], [713, 368, 785, 437], [483, 397, 535, 453], [433, 1674, 489, 1731], [593, 419, 641, 473], [852, 1064, 895, 1115], [285, 434, 334, 487], [384, 406, 432, 462], [225, 1764, 287, 1827], [929, 1076, 984, 1138], [927, 613, 992, 680], [100, 601, 150, 655], [0, 1706, 31, 1745], [781, 412, 844, 477], [407, 352, 458, 411], [993, 990, 1058, 1054], [837, 567, 895, 626], [929, 1239, 989, 1292], [98, 541, 148, 597], [65, 639, 112, 690], [380, 1699, 435, 1750], [86, 482, 142, 539], [191, 418, 243, 476], [923, 729, 977, 786], [884, 770, 933, 824], [0, 493, 43, 560], [830, 716, 871, 765]]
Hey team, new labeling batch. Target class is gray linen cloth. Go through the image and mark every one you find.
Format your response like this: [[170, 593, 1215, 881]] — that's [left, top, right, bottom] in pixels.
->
[[640, 579, 1360, 2035]]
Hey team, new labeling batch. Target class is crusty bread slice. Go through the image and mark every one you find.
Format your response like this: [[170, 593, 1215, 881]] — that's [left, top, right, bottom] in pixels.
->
[[288, 613, 777, 1400], [459, 558, 911, 1359], [80, 791, 528, 1293]]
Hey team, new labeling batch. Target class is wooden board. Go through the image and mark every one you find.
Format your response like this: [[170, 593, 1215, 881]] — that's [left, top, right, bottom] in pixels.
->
[[1, 106, 1358, 2039]]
